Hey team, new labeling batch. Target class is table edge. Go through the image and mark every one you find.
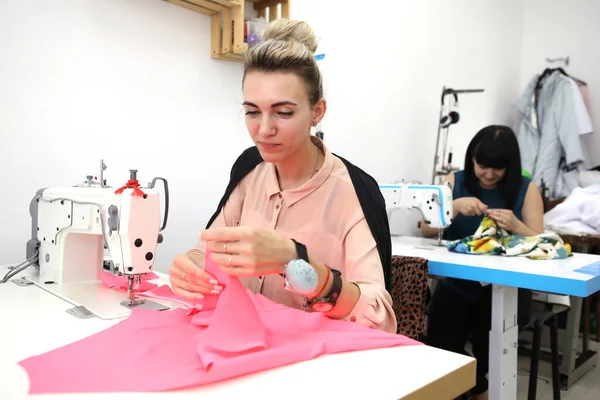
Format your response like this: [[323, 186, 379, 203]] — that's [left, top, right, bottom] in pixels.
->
[[402, 357, 476, 400], [426, 259, 600, 297]]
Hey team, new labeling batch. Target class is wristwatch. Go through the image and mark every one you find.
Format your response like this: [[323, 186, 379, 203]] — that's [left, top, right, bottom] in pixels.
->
[[284, 239, 343, 312], [307, 268, 342, 313]]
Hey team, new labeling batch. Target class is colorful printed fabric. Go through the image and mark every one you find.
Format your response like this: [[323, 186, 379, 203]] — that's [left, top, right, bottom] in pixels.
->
[[446, 216, 572, 259]]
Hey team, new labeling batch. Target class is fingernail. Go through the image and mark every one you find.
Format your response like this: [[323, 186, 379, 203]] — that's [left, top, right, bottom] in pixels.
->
[[210, 289, 220, 294], [209, 279, 218, 285], [213, 285, 223, 291], [196, 294, 204, 299]]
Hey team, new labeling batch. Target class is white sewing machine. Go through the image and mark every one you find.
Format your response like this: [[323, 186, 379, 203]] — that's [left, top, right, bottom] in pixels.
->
[[379, 182, 453, 235], [19, 160, 171, 320]]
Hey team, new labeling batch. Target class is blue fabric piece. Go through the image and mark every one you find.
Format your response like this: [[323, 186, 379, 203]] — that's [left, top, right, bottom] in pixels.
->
[[454, 242, 470, 254]]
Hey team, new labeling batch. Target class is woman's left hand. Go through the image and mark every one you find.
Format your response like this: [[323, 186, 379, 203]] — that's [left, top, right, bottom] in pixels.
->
[[487, 209, 521, 233], [201, 227, 297, 276]]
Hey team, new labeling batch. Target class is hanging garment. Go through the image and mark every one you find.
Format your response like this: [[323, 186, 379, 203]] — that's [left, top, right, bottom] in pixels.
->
[[553, 76, 595, 197], [575, 82, 595, 168], [579, 82, 592, 112], [18, 251, 421, 395], [513, 71, 586, 199], [567, 77, 594, 137], [446, 216, 572, 260]]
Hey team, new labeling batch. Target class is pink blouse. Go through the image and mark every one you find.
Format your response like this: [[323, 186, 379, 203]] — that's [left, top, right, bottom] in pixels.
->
[[192, 138, 396, 333]]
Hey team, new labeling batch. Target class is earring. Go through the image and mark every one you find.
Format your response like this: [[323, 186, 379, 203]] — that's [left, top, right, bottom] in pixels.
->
[[313, 122, 324, 140]]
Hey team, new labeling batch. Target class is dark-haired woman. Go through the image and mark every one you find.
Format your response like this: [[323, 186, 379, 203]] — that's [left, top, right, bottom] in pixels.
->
[[420, 125, 544, 400]]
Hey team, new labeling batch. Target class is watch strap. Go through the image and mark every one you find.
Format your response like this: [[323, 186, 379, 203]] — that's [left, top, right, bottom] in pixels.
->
[[291, 239, 309, 263], [308, 268, 342, 308]]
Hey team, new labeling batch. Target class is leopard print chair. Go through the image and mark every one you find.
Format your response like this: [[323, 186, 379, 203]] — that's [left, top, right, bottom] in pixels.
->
[[391, 255, 429, 340]]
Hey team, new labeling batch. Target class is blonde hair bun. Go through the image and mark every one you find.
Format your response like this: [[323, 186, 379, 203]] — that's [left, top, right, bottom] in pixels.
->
[[262, 19, 318, 54], [243, 18, 323, 106]]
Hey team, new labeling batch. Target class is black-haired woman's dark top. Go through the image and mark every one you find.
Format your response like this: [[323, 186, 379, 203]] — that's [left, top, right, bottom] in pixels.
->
[[443, 170, 531, 302]]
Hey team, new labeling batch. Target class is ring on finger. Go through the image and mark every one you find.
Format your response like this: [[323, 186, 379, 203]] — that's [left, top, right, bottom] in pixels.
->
[[182, 271, 187, 281], [224, 242, 228, 253], [229, 254, 233, 266]]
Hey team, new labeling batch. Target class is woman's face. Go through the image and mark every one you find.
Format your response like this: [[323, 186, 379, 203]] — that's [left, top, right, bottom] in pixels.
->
[[242, 71, 325, 164], [473, 158, 506, 188]]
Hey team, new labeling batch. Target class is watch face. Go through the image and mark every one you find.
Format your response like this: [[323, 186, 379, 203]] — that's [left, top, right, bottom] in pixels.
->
[[310, 301, 333, 313]]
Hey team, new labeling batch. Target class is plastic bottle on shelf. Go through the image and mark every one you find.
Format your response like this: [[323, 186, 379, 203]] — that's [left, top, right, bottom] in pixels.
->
[[246, 17, 268, 47]]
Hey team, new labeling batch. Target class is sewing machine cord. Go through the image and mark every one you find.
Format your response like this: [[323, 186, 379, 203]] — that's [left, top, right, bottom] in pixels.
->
[[1, 251, 39, 283]]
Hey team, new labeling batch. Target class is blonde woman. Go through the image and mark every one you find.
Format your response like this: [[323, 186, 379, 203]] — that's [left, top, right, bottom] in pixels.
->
[[169, 19, 396, 333]]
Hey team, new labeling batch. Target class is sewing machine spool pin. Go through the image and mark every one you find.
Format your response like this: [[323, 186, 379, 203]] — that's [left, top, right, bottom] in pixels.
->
[[99, 159, 107, 188]]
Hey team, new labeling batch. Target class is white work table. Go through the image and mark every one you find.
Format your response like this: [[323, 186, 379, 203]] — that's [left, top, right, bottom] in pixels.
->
[[392, 236, 600, 400], [0, 265, 475, 400]]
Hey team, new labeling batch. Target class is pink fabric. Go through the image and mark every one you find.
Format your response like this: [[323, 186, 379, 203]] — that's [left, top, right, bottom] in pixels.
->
[[99, 271, 159, 292], [19, 251, 421, 394], [139, 285, 220, 315]]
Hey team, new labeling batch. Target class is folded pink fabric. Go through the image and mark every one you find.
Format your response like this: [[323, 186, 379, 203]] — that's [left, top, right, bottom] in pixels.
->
[[99, 271, 159, 292], [139, 285, 220, 315], [19, 251, 421, 394]]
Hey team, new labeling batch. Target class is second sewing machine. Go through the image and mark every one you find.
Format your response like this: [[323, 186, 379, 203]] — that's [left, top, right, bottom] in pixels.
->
[[379, 181, 454, 244], [9, 160, 172, 320]]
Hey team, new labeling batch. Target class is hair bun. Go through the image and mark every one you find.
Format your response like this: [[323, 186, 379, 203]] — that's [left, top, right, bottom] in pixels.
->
[[262, 19, 318, 54]]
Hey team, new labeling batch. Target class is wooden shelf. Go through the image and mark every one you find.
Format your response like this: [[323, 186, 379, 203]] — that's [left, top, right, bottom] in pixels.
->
[[166, 0, 216, 16], [209, 0, 242, 7], [164, 0, 291, 62], [250, 0, 289, 22]]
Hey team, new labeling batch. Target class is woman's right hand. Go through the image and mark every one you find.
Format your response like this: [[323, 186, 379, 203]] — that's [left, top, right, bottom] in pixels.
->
[[168, 253, 223, 300], [454, 197, 488, 217]]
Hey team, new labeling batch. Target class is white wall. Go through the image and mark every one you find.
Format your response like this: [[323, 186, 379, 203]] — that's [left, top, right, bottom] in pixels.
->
[[0, 0, 526, 269], [292, 0, 525, 235], [291, 0, 525, 183], [0, 0, 251, 270], [520, 0, 600, 168]]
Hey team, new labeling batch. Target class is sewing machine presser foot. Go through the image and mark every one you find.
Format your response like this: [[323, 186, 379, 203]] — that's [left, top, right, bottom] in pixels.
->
[[120, 298, 169, 311]]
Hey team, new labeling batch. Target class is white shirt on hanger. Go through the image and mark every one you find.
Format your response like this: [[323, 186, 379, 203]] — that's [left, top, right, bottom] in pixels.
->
[[567, 77, 593, 168]]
